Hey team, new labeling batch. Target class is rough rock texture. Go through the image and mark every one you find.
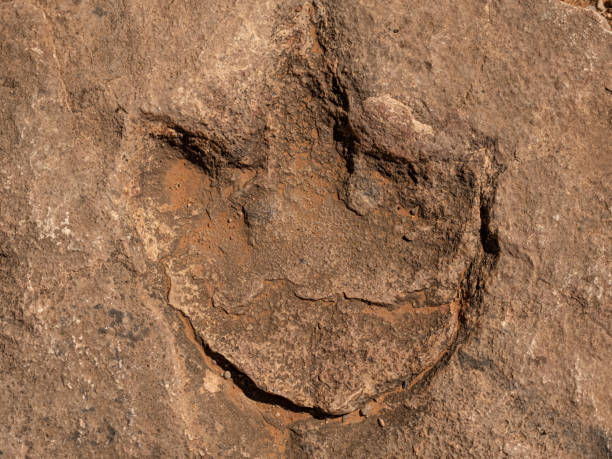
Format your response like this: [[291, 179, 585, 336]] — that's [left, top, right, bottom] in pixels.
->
[[0, 0, 610, 457]]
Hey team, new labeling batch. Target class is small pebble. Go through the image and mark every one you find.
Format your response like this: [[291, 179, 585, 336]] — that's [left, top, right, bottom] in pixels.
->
[[378, 418, 385, 428], [402, 380, 408, 390], [359, 404, 373, 417], [223, 370, 231, 379]]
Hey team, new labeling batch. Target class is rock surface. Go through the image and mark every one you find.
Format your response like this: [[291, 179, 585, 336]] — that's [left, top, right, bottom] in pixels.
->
[[0, 0, 610, 456]]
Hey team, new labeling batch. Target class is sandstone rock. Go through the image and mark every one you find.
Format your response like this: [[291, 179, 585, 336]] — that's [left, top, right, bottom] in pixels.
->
[[0, 0, 609, 457]]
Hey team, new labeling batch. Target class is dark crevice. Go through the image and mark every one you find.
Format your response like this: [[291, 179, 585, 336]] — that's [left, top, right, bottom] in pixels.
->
[[174, 307, 334, 420], [479, 200, 500, 255], [342, 292, 394, 308], [419, 252, 497, 393], [324, 64, 358, 174], [413, 151, 505, 392], [406, 162, 420, 185], [332, 113, 357, 173], [478, 157, 504, 257], [455, 164, 504, 349], [153, 126, 224, 178], [145, 117, 262, 179], [165, 129, 222, 177], [330, 74, 350, 111]]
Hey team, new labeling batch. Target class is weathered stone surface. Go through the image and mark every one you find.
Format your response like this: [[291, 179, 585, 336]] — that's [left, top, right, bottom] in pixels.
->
[[0, 0, 610, 456]]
